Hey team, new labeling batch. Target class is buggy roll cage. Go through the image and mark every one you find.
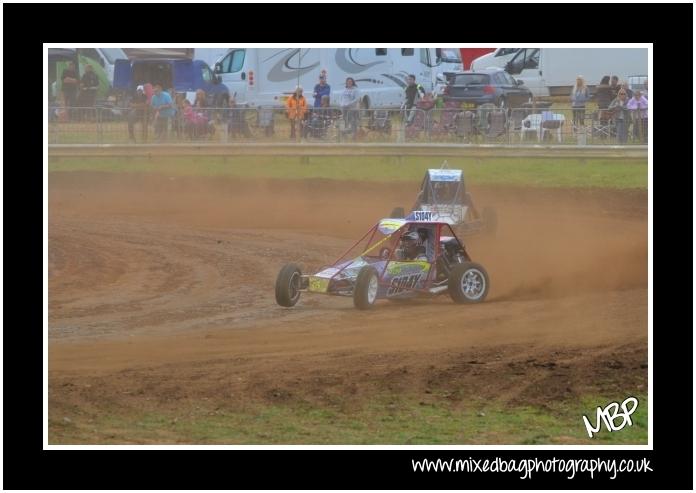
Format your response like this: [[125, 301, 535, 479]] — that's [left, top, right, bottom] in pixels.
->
[[412, 160, 467, 210], [314, 220, 468, 295]]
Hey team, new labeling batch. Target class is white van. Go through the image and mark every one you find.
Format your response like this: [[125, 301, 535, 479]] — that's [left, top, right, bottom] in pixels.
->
[[470, 48, 520, 71], [503, 48, 648, 97], [212, 48, 447, 108]]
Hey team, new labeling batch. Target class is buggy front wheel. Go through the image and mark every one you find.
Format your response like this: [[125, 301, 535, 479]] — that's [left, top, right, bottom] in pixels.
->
[[448, 262, 489, 304], [353, 266, 379, 310], [275, 263, 302, 307]]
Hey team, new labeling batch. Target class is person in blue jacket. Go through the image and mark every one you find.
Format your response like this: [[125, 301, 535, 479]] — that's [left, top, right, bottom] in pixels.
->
[[313, 74, 331, 108]]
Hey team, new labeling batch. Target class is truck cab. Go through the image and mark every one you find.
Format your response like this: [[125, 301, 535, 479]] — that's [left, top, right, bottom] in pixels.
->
[[113, 58, 230, 106]]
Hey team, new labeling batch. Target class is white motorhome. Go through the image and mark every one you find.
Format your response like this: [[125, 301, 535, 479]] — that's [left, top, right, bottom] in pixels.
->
[[193, 48, 229, 67], [211, 48, 449, 108], [469, 48, 520, 71], [503, 48, 648, 97]]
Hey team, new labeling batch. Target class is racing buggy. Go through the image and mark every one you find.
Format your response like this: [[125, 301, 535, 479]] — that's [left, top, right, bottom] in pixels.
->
[[275, 217, 489, 310], [390, 163, 497, 238]]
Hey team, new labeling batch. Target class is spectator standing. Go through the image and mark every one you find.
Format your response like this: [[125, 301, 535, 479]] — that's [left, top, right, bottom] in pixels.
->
[[609, 75, 620, 99], [626, 90, 648, 142], [285, 86, 308, 140], [228, 95, 252, 138], [404, 74, 425, 125], [171, 92, 187, 138], [127, 85, 149, 143], [594, 75, 613, 109], [592, 75, 614, 138], [608, 89, 630, 144], [193, 89, 207, 116], [340, 77, 361, 139], [79, 64, 99, 114], [61, 61, 79, 120], [570, 75, 590, 131], [313, 74, 331, 108], [143, 83, 154, 104], [193, 89, 208, 109], [194, 89, 213, 127], [618, 80, 633, 99], [150, 84, 175, 142]]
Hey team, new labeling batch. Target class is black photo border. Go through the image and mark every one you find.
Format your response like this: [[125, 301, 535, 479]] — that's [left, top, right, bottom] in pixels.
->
[[4, 1, 692, 490]]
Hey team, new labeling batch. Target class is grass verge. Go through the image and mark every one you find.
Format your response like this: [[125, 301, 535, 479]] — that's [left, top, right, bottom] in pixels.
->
[[48, 155, 647, 189], [50, 392, 648, 445]]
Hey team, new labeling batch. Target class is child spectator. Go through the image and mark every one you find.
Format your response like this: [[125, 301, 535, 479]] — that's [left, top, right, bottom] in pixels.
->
[[182, 99, 211, 139]]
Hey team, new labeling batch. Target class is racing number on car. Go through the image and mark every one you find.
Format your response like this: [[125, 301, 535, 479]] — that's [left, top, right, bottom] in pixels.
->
[[387, 274, 421, 296]]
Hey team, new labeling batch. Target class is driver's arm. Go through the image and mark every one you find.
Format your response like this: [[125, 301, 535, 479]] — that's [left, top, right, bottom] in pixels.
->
[[394, 247, 404, 260]]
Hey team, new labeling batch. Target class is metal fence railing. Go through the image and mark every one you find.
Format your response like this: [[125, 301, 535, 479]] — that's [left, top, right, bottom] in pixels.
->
[[47, 103, 649, 146]]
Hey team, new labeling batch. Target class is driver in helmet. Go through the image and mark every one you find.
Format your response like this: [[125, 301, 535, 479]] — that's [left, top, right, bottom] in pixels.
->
[[395, 231, 428, 261]]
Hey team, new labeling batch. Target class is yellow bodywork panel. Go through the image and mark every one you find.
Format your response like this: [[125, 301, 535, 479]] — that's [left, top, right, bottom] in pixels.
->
[[308, 276, 330, 293]]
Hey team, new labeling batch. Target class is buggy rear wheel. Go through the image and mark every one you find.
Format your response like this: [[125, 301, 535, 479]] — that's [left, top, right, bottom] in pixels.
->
[[275, 263, 302, 307], [353, 266, 379, 310], [448, 262, 489, 304]]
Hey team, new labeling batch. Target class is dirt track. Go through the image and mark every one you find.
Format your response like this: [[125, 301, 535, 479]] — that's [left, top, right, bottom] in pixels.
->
[[48, 172, 648, 441]]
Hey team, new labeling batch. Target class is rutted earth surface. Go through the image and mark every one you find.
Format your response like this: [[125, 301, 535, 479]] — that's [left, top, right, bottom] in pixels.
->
[[48, 172, 648, 443]]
